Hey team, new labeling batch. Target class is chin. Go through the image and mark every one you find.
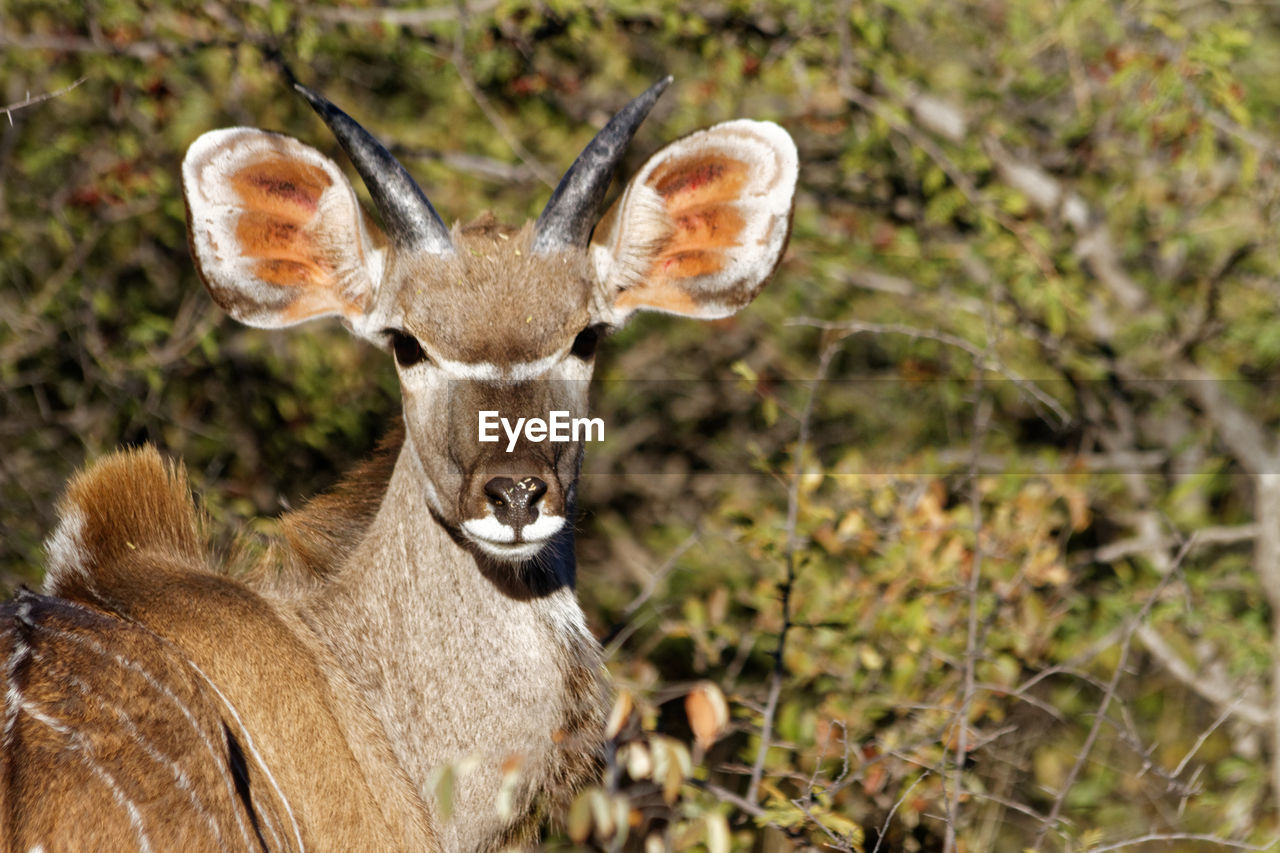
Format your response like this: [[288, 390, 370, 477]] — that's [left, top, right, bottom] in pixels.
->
[[470, 538, 548, 564]]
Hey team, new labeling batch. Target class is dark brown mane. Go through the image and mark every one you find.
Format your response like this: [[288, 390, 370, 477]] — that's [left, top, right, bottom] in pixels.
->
[[269, 420, 405, 581]]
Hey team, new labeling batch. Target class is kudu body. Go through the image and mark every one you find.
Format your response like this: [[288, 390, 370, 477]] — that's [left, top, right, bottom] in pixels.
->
[[1, 78, 797, 851]]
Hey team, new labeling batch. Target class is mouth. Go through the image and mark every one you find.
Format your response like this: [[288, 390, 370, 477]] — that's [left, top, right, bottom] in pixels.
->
[[468, 539, 548, 562], [461, 515, 566, 563]]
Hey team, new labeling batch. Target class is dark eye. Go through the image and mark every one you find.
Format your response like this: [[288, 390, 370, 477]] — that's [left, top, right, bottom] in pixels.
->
[[570, 325, 601, 361], [386, 329, 429, 368]]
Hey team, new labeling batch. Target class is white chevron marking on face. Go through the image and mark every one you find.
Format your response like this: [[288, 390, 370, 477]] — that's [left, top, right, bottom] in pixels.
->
[[432, 350, 565, 382]]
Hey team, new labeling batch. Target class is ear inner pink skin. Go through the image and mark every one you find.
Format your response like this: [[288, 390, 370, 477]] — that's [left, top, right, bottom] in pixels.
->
[[593, 120, 798, 321], [183, 128, 383, 331]]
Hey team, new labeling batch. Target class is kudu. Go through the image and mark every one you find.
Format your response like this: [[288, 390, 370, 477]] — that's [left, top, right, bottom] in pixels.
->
[[1, 77, 797, 851]]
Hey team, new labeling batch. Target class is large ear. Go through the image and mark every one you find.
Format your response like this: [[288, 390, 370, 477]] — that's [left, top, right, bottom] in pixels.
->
[[182, 128, 387, 332], [588, 119, 797, 323]]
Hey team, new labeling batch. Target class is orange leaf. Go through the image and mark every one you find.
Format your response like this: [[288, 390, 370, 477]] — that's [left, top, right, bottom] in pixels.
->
[[685, 681, 730, 750]]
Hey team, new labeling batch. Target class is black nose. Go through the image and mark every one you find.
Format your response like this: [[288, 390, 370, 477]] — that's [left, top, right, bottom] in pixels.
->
[[484, 476, 548, 533]]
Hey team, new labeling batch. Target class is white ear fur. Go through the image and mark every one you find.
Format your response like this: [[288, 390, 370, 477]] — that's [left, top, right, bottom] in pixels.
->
[[182, 128, 387, 334], [589, 119, 798, 324]]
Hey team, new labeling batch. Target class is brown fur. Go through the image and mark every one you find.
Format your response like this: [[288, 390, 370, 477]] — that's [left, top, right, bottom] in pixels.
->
[[7, 429, 604, 852], [275, 421, 405, 583], [286, 449, 609, 851], [396, 223, 594, 366], [252, 422, 611, 845], [48, 446, 207, 595], [0, 590, 275, 852], [10, 447, 439, 851]]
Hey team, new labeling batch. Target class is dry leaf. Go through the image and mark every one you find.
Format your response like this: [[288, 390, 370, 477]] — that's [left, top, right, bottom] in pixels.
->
[[605, 689, 633, 740], [685, 681, 729, 750]]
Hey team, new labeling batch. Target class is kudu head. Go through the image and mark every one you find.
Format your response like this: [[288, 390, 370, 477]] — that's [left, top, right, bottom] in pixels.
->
[[182, 78, 797, 568]]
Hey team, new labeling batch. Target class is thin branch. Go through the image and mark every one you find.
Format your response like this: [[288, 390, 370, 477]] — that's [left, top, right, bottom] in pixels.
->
[[880, 747, 1057, 824], [746, 338, 841, 803], [790, 797, 859, 852], [946, 389, 993, 853], [1251, 473, 1280, 812], [1136, 623, 1270, 729], [698, 780, 768, 818], [0, 33, 164, 59], [933, 448, 1167, 476], [451, 1, 557, 187], [602, 609, 660, 666], [1078, 523, 1260, 568], [1206, 108, 1280, 160], [1171, 704, 1241, 780], [946, 786, 1051, 824], [788, 317, 1071, 428], [1180, 366, 1279, 477], [871, 773, 929, 853], [601, 531, 700, 653], [618, 531, 700, 622], [1, 77, 87, 125], [973, 682, 1070, 726], [308, 0, 501, 27], [835, 75, 1063, 288], [1086, 832, 1272, 852], [1032, 537, 1193, 848], [1107, 699, 1204, 803], [393, 147, 540, 183], [984, 139, 1147, 312]]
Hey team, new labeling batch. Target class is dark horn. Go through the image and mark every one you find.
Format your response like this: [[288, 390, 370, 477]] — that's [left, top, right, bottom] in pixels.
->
[[295, 83, 454, 255], [531, 76, 673, 254]]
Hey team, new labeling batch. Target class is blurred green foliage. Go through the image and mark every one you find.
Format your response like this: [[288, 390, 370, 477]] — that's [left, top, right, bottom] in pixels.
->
[[6, 0, 1280, 849]]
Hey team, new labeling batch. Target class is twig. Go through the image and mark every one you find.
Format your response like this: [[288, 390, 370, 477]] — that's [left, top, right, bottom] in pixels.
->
[[0, 33, 164, 59], [1032, 536, 1194, 848], [1106, 700, 1202, 803], [973, 682, 1070, 725], [698, 780, 768, 818], [834, 74, 1063, 289], [946, 388, 993, 852], [601, 531, 700, 653], [392, 147, 541, 183], [1183, 363, 1280, 815], [871, 773, 928, 853], [746, 338, 841, 803], [944, 786, 1050, 824], [787, 317, 1071, 429], [1170, 704, 1238, 780], [601, 608, 657, 662], [1078, 523, 1260, 568], [1086, 832, 1271, 852], [881, 747, 1056, 824], [1180, 366, 1279, 477], [450, 1, 556, 187], [1205, 109, 1280, 161], [1, 77, 87, 125], [790, 797, 859, 852], [618, 531, 699, 622], [1136, 623, 1270, 729], [1252, 474, 1280, 812], [308, 0, 501, 27]]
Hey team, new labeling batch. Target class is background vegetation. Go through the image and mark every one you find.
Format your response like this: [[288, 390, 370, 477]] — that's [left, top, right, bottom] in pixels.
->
[[6, 0, 1280, 849]]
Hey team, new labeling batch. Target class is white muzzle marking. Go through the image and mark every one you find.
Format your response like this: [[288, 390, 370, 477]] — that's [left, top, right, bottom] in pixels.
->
[[461, 514, 565, 561]]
